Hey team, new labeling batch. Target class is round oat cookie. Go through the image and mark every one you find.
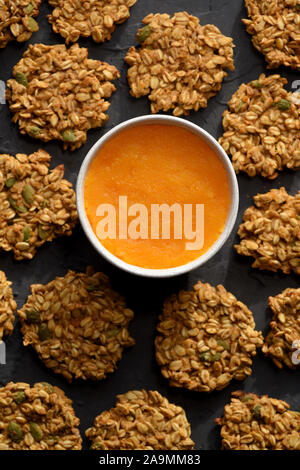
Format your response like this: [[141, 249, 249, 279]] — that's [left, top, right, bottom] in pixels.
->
[[6, 43, 119, 150], [85, 389, 195, 450], [216, 391, 300, 450], [243, 0, 300, 70], [219, 74, 300, 179], [125, 11, 235, 116], [0, 149, 77, 261], [0, 381, 82, 450], [0, 0, 41, 49], [263, 288, 300, 369], [18, 268, 135, 382], [235, 187, 300, 275], [48, 0, 137, 44], [0, 271, 16, 340], [155, 282, 263, 393]]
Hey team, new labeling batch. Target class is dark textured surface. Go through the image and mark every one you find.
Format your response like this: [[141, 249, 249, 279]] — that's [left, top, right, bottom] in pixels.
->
[[0, 0, 299, 450]]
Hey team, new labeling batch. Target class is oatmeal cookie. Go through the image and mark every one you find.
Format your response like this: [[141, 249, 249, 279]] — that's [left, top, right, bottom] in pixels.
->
[[85, 389, 194, 450], [243, 0, 300, 70], [235, 187, 300, 274], [6, 43, 119, 150], [0, 149, 77, 260], [219, 74, 300, 179], [48, 0, 137, 44], [216, 390, 300, 450], [18, 268, 135, 382], [263, 288, 300, 369], [0, 381, 82, 450], [155, 282, 263, 393], [0, 271, 16, 340], [0, 0, 41, 48], [125, 11, 235, 116]]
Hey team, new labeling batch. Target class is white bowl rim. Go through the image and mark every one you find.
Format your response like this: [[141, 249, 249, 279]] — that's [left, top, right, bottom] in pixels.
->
[[76, 115, 239, 278]]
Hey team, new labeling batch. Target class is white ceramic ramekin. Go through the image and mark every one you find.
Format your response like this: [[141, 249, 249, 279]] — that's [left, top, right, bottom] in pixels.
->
[[76, 115, 239, 278]]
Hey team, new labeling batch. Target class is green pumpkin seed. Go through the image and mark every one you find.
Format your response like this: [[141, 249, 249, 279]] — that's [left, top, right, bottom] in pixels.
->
[[30, 422, 43, 442], [235, 100, 244, 113], [38, 225, 48, 240], [241, 394, 252, 403], [26, 309, 40, 324], [27, 17, 39, 32], [252, 404, 261, 419], [8, 421, 23, 441], [91, 442, 103, 450], [217, 339, 230, 351], [13, 391, 26, 404], [22, 184, 35, 205], [251, 80, 262, 89], [137, 25, 152, 43], [8, 196, 27, 213], [275, 99, 291, 111], [38, 324, 51, 341], [61, 129, 76, 142], [5, 177, 16, 188], [15, 72, 28, 88], [199, 352, 211, 362], [199, 351, 221, 362], [107, 329, 119, 338], [37, 382, 54, 394], [28, 126, 41, 136], [23, 225, 31, 242], [24, 3, 34, 14], [42, 199, 47, 209]]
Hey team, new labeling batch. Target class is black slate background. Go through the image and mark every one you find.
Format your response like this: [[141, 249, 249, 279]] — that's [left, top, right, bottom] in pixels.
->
[[0, 0, 299, 450]]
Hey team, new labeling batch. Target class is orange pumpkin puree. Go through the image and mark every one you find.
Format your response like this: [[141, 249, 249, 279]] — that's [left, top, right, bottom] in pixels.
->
[[84, 124, 230, 269]]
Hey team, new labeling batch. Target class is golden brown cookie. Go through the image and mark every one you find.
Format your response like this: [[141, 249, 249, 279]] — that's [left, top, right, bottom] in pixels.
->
[[0, 381, 82, 450], [6, 43, 119, 150], [219, 74, 300, 179], [125, 11, 235, 116], [86, 389, 194, 450], [0, 0, 41, 48], [0, 271, 16, 340], [216, 391, 300, 450], [48, 0, 137, 44], [155, 282, 263, 393], [243, 0, 300, 70], [18, 268, 135, 382], [263, 288, 300, 368], [0, 149, 77, 260], [235, 187, 300, 274]]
